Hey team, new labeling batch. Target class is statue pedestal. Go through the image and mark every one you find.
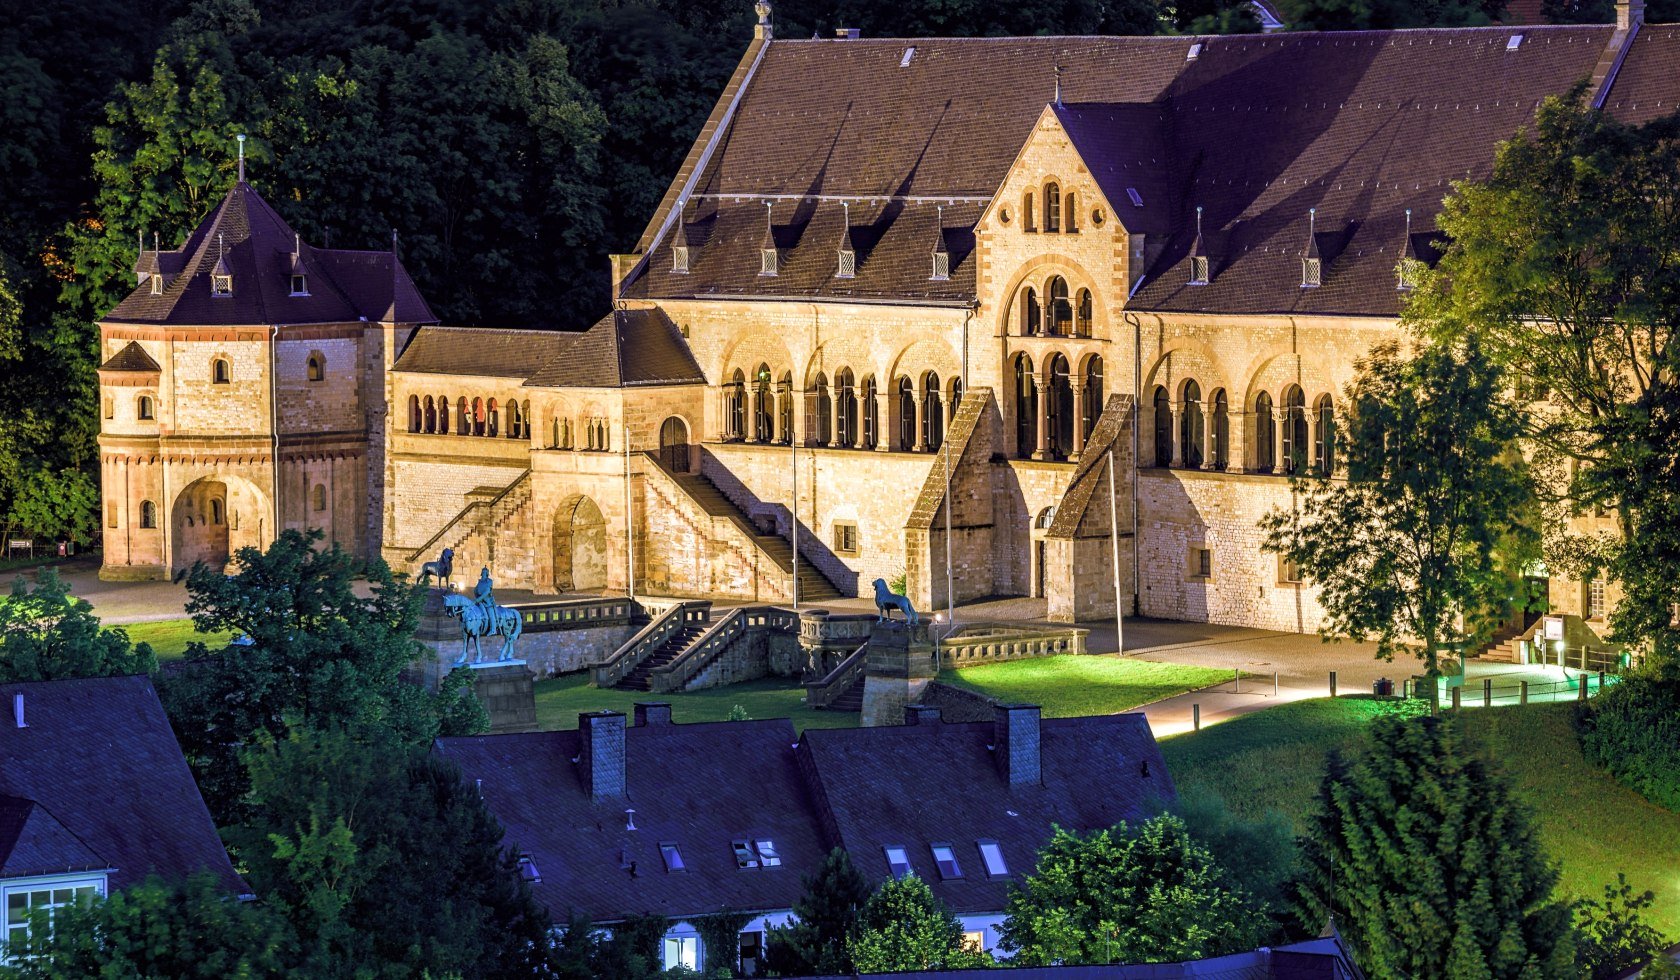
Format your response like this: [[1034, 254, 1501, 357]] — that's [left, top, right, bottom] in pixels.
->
[[859, 621, 935, 727], [469, 661, 538, 734]]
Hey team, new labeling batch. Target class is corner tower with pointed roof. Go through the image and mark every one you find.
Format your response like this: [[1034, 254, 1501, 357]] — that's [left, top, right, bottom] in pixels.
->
[[97, 179, 435, 581]]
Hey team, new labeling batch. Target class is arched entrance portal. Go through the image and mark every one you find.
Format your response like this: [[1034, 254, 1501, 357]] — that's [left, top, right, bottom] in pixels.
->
[[553, 495, 608, 592], [171, 476, 268, 576], [659, 416, 690, 472]]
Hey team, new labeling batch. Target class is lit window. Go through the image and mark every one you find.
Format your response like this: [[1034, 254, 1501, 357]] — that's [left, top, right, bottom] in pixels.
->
[[884, 845, 911, 879], [962, 930, 985, 953], [659, 843, 686, 873], [662, 935, 699, 971], [733, 840, 760, 870], [4, 878, 105, 950], [754, 839, 781, 867], [931, 843, 962, 879], [150, 276, 163, 296], [517, 854, 541, 883], [1586, 577, 1606, 621], [978, 840, 1007, 877], [1190, 255, 1210, 286]]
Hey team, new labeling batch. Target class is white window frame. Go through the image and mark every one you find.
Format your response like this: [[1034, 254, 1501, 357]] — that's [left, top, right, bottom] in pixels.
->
[[290, 274, 309, 297], [754, 839, 781, 867], [662, 930, 700, 971], [2, 872, 108, 961], [977, 840, 1008, 878], [211, 273, 233, 296]]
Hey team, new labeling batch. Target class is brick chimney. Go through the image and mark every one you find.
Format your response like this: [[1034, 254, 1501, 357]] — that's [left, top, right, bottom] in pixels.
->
[[993, 704, 1041, 787], [633, 702, 673, 727], [578, 711, 626, 800], [12, 693, 24, 729], [1618, 0, 1644, 30], [905, 704, 942, 727]]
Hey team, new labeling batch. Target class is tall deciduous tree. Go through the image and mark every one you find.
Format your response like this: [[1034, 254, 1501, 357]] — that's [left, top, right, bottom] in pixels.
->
[[1261, 340, 1533, 693], [1413, 94, 1680, 666], [0, 568, 155, 681], [765, 846, 874, 975], [998, 815, 1271, 965], [1300, 715, 1576, 978], [849, 873, 990, 973]]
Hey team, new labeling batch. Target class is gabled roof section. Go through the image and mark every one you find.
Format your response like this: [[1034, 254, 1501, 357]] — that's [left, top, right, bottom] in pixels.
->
[[436, 717, 828, 923], [105, 182, 436, 327], [525, 308, 706, 389], [0, 796, 107, 879], [0, 676, 244, 894], [1052, 102, 1174, 235], [393, 326, 577, 379], [98, 341, 161, 374]]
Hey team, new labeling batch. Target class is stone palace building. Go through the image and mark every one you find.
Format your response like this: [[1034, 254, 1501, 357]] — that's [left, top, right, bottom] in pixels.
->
[[96, 0, 1676, 635]]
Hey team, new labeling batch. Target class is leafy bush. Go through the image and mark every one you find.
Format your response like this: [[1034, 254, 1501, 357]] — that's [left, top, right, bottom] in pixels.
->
[[1574, 873, 1675, 979], [1575, 674, 1680, 811]]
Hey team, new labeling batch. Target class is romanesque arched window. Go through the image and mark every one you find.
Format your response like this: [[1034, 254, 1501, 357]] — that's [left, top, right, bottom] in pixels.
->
[[138, 395, 155, 421], [1282, 385, 1308, 474], [140, 500, 157, 529], [1044, 183, 1061, 233], [506, 399, 522, 439], [836, 368, 856, 447], [1046, 356, 1073, 459], [408, 395, 421, 432], [1015, 354, 1037, 459], [487, 398, 500, 438], [727, 369, 747, 441], [311, 484, 327, 512], [1181, 380, 1203, 468], [307, 353, 325, 382], [1022, 287, 1042, 336], [897, 377, 916, 451], [752, 365, 773, 442], [813, 374, 832, 447], [438, 394, 450, 434], [1152, 385, 1172, 467], [472, 397, 485, 437], [1023, 191, 1036, 232], [777, 372, 794, 446], [1082, 356, 1103, 441], [1211, 389, 1229, 470], [210, 498, 224, 525], [862, 376, 878, 449], [1064, 190, 1078, 233], [1314, 394, 1336, 475], [948, 376, 964, 422], [1076, 289, 1093, 337], [212, 358, 231, 385], [1254, 391, 1276, 472], [521, 401, 531, 439], [424, 396, 436, 434], [1047, 277, 1071, 336], [922, 372, 943, 452]]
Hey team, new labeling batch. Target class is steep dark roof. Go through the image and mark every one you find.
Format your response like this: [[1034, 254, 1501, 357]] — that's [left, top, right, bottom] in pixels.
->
[[0, 676, 245, 894], [104, 182, 435, 326], [0, 796, 106, 878], [524, 308, 707, 388], [393, 326, 577, 379], [625, 26, 1680, 316], [435, 716, 828, 923], [796, 712, 1176, 915], [98, 341, 161, 373]]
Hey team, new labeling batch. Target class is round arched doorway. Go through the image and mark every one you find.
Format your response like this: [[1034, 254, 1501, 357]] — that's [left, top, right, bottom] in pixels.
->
[[658, 416, 690, 472], [553, 495, 608, 592], [171, 475, 268, 576]]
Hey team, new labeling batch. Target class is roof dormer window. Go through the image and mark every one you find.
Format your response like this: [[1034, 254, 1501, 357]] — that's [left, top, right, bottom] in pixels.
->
[[290, 274, 308, 296], [211, 233, 233, 297], [760, 202, 779, 277], [1190, 255, 1210, 286], [1302, 256, 1322, 288], [760, 247, 778, 277], [837, 202, 856, 278], [1396, 208, 1416, 291], [931, 250, 950, 281], [150, 275, 164, 296], [671, 204, 692, 274], [288, 235, 310, 295]]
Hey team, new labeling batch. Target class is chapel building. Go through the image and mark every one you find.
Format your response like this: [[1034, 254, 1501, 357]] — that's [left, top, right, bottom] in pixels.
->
[[97, 0, 1677, 637]]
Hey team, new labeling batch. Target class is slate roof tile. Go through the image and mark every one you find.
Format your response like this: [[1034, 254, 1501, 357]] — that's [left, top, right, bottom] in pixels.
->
[[98, 341, 161, 373]]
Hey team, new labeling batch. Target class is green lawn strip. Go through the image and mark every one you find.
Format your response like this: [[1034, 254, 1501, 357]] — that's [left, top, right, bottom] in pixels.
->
[[532, 672, 860, 733], [1159, 697, 1680, 937], [120, 618, 233, 661], [938, 655, 1235, 718]]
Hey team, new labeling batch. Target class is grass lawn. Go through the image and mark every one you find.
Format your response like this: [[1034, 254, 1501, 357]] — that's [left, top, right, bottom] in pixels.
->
[[121, 618, 233, 660], [532, 673, 862, 733], [938, 654, 1235, 717], [1160, 698, 1680, 937]]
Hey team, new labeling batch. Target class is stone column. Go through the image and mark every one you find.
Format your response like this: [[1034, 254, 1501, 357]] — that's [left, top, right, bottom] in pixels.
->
[[716, 386, 730, 441], [771, 387, 786, 444], [1169, 405, 1184, 468], [1200, 402, 1216, 470], [1228, 411, 1249, 474], [1271, 411, 1286, 475], [875, 389, 892, 452], [1070, 382, 1086, 460], [1032, 377, 1052, 461], [853, 393, 868, 450]]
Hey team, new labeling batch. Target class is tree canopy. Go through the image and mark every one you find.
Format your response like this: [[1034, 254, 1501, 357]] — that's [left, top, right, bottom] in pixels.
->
[[0, 568, 155, 681], [849, 873, 991, 972], [766, 846, 874, 976]]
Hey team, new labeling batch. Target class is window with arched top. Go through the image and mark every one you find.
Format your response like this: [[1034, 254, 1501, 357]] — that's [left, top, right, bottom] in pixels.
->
[[948, 377, 964, 422], [1014, 354, 1037, 459], [814, 374, 832, 447], [140, 500, 157, 529], [311, 484, 327, 512], [506, 399, 521, 439], [1046, 356, 1073, 459], [1314, 394, 1336, 475], [408, 395, 421, 432], [836, 368, 857, 447], [1076, 289, 1093, 337], [1022, 191, 1037, 232], [862, 376, 879, 449], [897, 377, 916, 451], [210, 498, 224, 525], [307, 353, 325, 382], [1065, 190, 1078, 233], [212, 358, 230, 385], [138, 395, 154, 421], [487, 398, 499, 438], [1254, 392, 1276, 472], [471, 397, 485, 437], [1022, 287, 1042, 336], [424, 396, 436, 434], [752, 365, 774, 442], [456, 397, 468, 434], [1044, 183, 1062, 233], [776, 372, 794, 446], [1047, 277, 1071, 335], [1181, 380, 1203, 468], [727, 369, 747, 441], [1211, 389, 1229, 470], [1282, 385, 1308, 474], [1082, 356, 1104, 441], [1152, 386, 1172, 466], [922, 372, 943, 452]]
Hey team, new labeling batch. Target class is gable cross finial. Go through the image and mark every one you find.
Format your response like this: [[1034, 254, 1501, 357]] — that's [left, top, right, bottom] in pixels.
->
[[1053, 64, 1064, 107], [236, 134, 246, 183]]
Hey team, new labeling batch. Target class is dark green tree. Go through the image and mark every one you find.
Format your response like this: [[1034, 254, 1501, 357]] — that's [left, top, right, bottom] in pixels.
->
[[0, 569, 156, 681], [999, 815, 1271, 965], [226, 726, 554, 979], [1277, 0, 1504, 30], [0, 874, 289, 979], [158, 529, 484, 822], [1414, 94, 1680, 668], [1261, 340, 1533, 696], [849, 873, 990, 972], [1300, 715, 1576, 978], [765, 846, 874, 976], [1574, 873, 1676, 980]]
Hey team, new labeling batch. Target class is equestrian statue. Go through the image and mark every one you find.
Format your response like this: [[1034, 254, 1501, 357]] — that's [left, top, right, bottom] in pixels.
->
[[420, 547, 455, 589], [872, 578, 919, 625], [443, 566, 522, 666]]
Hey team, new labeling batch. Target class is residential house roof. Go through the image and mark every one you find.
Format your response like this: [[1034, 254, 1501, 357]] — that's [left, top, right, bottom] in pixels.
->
[[392, 309, 707, 388], [104, 182, 435, 326], [0, 675, 245, 894]]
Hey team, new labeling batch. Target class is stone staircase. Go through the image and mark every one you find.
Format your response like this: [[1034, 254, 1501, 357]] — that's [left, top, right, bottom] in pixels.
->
[[1468, 620, 1532, 664], [826, 675, 866, 712], [666, 467, 844, 602], [404, 471, 534, 582], [615, 614, 715, 691]]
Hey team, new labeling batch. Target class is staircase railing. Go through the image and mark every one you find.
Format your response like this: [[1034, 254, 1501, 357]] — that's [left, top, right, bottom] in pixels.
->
[[591, 602, 707, 688], [404, 471, 532, 565], [806, 641, 868, 709], [651, 605, 801, 693]]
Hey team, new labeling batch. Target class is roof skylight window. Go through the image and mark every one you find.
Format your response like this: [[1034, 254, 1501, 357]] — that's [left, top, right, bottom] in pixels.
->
[[1126, 187, 1144, 208], [900, 46, 916, 67], [755, 839, 782, 867], [659, 843, 686, 872], [733, 840, 761, 870], [517, 853, 542, 883], [884, 845, 911, 879], [1506, 34, 1523, 50], [1187, 42, 1202, 60], [932, 844, 963, 879], [978, 840, 1008, 877]]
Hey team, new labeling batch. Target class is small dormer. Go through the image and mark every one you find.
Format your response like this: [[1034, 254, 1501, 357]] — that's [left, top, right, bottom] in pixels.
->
[[211, 233, 233, 297], [930, 206, 950, 282], [836, 202, 856, 279], [289, 235, 310, 296], [1188, 207, 1210, 286], [759, 203, 778, 277], [670, 205, 691, 275], [1300, 209, 1322, 289]]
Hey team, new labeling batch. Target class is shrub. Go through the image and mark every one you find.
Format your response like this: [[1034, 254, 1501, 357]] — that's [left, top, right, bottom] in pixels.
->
[[1575, 674, 1680, 811]]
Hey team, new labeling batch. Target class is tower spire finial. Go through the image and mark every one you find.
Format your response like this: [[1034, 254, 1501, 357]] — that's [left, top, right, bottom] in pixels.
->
[[754, 0, 774, 39], [236, 134, 246, 183]]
